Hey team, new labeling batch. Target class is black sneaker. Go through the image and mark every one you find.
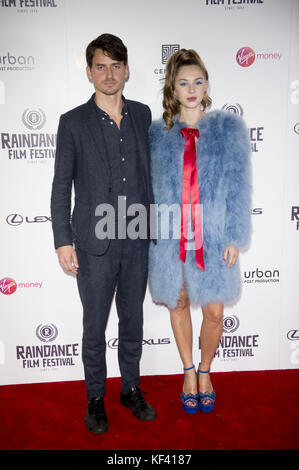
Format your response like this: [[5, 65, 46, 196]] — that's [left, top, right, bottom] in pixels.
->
[[85, 397, 108, 433], [120, 386, 156, 421]]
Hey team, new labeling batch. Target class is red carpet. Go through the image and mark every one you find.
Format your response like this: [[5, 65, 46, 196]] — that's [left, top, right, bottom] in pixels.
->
[[0, 369, 298, 451]]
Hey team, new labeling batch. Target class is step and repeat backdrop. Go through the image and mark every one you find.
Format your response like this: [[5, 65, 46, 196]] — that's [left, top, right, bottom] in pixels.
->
[[0, 0, 298, 386]]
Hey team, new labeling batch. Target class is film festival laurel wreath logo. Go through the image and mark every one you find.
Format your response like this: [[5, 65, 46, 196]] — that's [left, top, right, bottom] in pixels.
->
[[16, 323, 80, 370], [199, 315, 260, 361], [1, 108, 56, 162], [22, 108, 46, 130]]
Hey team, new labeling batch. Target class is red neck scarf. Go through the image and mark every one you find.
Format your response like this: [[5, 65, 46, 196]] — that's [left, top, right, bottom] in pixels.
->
[[179, 127, 205, 271]]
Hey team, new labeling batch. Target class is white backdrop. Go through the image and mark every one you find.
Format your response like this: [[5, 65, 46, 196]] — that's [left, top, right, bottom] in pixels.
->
[[0, 0, 298, 386]]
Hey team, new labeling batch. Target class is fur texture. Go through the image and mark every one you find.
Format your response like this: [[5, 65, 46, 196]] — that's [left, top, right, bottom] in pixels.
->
[[148, 110, 252, 309]]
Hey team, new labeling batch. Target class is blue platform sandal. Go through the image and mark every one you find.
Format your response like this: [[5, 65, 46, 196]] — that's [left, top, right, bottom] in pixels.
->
[[180, 365, 199, 415], [197, 364, 216, 413]]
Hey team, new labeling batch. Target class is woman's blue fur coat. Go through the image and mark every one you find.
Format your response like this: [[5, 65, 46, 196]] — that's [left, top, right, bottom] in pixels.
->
[[148, 110, 252, 309]]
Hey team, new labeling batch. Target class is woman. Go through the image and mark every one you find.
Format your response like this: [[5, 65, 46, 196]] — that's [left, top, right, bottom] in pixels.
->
[[148, 49, 251, 414]]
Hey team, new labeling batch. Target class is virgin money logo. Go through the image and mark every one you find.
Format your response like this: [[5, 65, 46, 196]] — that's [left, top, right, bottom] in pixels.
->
[[236, 47, 255, 67], [0, 278, 17, 295], [236, 47, 282, 67], [0, 277, 43, 294]]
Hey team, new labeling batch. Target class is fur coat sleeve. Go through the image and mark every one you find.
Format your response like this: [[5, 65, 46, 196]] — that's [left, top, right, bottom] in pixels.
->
[[221, 112, 252, 249]]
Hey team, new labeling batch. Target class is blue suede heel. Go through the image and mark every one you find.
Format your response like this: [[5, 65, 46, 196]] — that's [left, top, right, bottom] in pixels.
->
[[180, 365, 199, 414], [197, 364, 216, 413]]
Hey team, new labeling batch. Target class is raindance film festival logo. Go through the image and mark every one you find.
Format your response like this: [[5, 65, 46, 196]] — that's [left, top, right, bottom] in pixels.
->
[[0, 108, 56, 162], [154, 44, 180, 76], [0, 0, 58, 13], [16, 323, 79, 370], [199, 315, 259, 360]]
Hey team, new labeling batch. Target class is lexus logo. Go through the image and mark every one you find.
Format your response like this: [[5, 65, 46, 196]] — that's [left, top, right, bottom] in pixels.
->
[[6, 214, 52, 225], [6, 214, 23, 226], [108, 338, 118, 349], [108, 338, 171, 349], [287, 330, 299, 341]]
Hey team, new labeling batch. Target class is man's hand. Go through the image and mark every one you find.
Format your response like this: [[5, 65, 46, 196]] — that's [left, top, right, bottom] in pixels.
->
[[223, 245, 239, 267], [57, 245, 79, 275]]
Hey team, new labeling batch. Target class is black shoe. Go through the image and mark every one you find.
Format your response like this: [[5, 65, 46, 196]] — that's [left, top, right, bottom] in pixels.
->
[[120, 386, 156, 421], [85, 397, 108, 434]]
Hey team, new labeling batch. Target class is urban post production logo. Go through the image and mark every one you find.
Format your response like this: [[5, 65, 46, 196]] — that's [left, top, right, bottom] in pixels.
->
[[0, 108, 56, 162], [243, 267, 280, 284], [16, 323, 79, 370], [0, 52, 35, 72], [199, 314, 259, 361]]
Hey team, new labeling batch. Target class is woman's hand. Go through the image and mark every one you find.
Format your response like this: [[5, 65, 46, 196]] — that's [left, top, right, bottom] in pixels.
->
[[223, 245, 239, 267]]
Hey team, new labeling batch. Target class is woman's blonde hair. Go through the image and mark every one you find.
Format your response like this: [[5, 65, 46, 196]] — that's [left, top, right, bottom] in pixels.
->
[[162, 49, 212, 129]]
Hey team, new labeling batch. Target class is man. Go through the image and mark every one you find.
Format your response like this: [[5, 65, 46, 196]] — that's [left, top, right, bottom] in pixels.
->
[[50, 34, 156, 433]]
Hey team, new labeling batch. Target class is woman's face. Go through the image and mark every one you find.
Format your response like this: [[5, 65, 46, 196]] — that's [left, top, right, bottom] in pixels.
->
[[174, 64, 208, 111]]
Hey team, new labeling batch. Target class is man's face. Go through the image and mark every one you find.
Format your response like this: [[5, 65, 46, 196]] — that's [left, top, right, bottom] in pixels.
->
[[86, 48, 129, 96]]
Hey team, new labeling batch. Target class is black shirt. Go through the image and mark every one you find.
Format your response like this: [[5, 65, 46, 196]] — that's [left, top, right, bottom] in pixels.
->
[[93, 96, 147, 214]]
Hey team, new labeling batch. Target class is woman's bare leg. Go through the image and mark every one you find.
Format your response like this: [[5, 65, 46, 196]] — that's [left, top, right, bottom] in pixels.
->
[[170, 284, 197, 398], [198, 302, 223, 394]]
